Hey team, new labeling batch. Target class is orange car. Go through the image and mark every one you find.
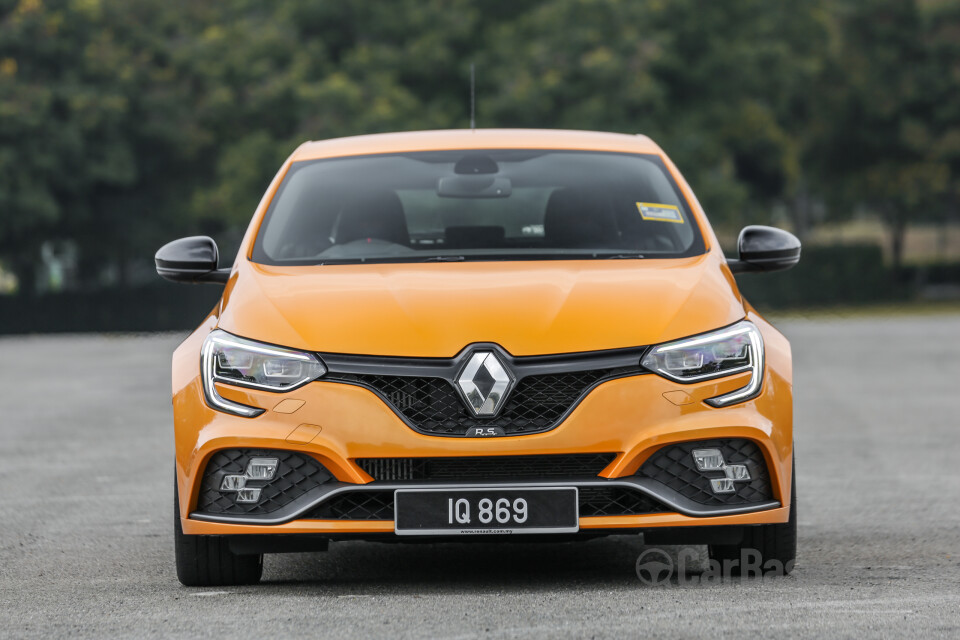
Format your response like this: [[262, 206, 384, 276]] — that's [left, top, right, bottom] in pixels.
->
[[157, 129, 800, 586]]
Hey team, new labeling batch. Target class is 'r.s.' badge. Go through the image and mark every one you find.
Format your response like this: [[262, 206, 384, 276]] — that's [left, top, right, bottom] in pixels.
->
[[465, 427, 506, 437]]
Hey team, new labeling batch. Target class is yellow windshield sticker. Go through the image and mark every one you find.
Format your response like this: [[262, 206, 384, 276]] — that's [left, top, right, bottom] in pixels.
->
[[637, 202, 684, 224]]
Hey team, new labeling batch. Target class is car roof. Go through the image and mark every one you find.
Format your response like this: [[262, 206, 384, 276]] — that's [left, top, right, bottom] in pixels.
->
[[291, 129, 664, 162]]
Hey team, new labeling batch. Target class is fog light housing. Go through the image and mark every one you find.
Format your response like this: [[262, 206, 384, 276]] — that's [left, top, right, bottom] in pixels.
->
[[710, 478, 736, 494], [724, 464, 750, 481], [692, 449, 725, 472], [690, 448, 754, 495], [220, 475, 246, 491], [245, 457, 279, 481], [217, 457, 279, 504], [236, 488, 262, 503]]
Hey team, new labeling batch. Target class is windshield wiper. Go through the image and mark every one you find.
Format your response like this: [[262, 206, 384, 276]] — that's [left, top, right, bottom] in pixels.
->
[[602, 253, 646, 259], [423, 255, 466, 262]]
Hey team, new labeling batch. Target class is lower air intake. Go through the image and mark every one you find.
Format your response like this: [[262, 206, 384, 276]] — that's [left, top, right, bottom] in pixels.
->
[[577, 487, 667, 517], [357, 453, 617, 482], [195, 449, 333, 515], [306, 485, 667, 521], [638, 438, 773, 505]]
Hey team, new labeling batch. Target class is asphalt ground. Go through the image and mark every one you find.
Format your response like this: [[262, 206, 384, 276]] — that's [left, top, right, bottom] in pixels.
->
[[1, 313, 959, 639]]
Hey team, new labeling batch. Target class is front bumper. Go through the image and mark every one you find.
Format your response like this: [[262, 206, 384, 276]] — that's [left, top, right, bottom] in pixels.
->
[[194, 479, 779, 524], [173, 313, 793, 537]]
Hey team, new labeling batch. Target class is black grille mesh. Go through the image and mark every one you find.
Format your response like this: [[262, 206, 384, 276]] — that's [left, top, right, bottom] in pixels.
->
[[357, 454, 616, 481], [307, 486, 666, 520], [328, 368, 637, 436], [638, 439, 773, 505], [309, 491, 395, 520], [577, 487, 667, 517], [196, 449, 332, 515]]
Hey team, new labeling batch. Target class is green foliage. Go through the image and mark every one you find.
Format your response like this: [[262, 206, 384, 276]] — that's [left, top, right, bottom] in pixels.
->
[[808, 0, 957, 269], [0, 0, 958, 290], [476, 0, 832, 227]]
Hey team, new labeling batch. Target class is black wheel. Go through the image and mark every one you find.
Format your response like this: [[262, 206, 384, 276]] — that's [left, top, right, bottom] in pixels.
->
[[174, 475, 263, 586], [709, 455, 797, 575]]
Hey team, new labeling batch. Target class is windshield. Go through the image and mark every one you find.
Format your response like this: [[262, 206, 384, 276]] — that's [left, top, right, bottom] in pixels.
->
[[251, 149, 706, 265]]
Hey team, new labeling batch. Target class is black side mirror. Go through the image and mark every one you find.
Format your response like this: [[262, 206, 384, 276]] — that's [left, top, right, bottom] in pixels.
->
[[155, 236, 230, 284], [727, 225, 801, 274]]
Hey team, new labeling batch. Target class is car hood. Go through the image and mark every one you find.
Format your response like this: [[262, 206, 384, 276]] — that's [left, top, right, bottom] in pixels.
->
[[217, 254, 744, 357]]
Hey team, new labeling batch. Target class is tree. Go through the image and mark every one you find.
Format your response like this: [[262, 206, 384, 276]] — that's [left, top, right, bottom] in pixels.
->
[[0, 0, 213, 289], [923, 0, 960, 258], [477, 0, 832, 233], [1, 0, 955, 293], [810, 0, 951, 274]]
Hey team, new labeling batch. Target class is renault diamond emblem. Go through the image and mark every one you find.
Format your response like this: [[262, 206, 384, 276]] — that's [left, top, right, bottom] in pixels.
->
[[456, 351, 514, 416]]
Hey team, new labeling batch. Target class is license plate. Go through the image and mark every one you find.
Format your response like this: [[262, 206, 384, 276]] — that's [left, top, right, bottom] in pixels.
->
[[394, 487, 579, 535]]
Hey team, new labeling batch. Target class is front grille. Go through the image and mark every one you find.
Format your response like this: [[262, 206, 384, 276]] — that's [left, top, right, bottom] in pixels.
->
[[577, 487, 667, 516], [306, 486, 665, 520], [327, 368, 638, 436], [196, 449, 333, 515], [357, 453, 616, 482], [638, 438, 773, 505]]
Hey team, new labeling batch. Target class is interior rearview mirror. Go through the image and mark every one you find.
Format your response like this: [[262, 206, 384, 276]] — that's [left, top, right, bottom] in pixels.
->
[[727, 225, 801, 274], [155, 236, 230, 284], [437, 176, 512, 198]]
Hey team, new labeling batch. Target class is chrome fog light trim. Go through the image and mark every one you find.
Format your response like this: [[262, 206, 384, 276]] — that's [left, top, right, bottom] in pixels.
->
[[220, 475, 247, 491], [245, 457, 279, 481], [691, 450, 753, 494], [724, 464, 751, 481], [235, 488, 262, 503], [692, 448, 725, 471], [710, 478, 736, 494]]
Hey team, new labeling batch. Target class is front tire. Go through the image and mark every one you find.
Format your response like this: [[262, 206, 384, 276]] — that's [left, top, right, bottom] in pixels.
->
[[708, 455, 797, 575], [174, 475, 263, 586]]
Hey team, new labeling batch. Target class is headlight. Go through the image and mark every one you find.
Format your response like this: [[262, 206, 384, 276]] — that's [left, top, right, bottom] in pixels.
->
[[200, 330, 327, 417], [641, 320, 764, 407]]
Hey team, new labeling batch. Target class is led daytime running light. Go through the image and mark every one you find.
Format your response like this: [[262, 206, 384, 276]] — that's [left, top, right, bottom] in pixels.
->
[[641, 320, 764, 407], [200, 330, 326, 417]]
